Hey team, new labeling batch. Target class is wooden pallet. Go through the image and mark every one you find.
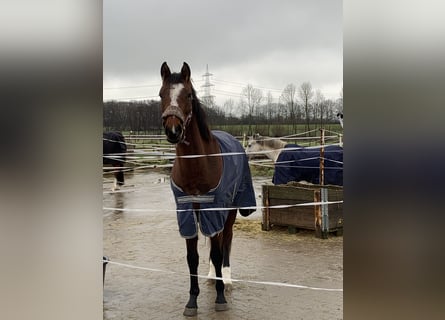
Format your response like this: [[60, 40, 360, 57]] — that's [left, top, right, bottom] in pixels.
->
[[262, 182, 343, 238]]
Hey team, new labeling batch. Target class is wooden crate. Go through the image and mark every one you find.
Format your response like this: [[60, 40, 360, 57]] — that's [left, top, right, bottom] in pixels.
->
[[262, 182, 343, 238]]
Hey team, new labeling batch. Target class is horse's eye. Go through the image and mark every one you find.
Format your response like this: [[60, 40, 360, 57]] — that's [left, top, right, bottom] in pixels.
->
[[187, 93, 192, 100]]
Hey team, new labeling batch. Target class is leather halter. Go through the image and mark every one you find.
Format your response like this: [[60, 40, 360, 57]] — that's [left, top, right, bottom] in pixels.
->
[[161, 105, 186, 123], [161, 105, 193, 145]]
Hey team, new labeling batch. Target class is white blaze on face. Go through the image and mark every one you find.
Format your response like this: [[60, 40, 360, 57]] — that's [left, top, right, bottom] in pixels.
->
[[169, 83, 184, 107]]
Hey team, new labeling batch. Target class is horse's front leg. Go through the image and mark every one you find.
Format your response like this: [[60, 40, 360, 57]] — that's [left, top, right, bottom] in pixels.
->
[[210, 234, 228, 311], [184, 236, 199, 317]]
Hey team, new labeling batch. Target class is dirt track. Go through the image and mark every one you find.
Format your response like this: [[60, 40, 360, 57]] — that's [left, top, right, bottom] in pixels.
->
[[103, 171, 343, 319]]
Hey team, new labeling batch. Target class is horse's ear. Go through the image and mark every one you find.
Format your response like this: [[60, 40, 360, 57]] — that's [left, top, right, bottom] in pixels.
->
[[161, 62, 171, 81], [181, 62, 191, 82]]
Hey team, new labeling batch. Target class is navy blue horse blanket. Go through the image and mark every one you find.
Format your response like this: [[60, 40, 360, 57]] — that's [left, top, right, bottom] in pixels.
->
[[171, 131, 256, 239], [272, 144, 343, 186]]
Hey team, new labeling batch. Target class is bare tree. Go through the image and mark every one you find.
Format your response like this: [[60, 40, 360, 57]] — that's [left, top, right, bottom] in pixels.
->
[[280, 83, 298, 131], [241, 84, 263, 135], [299, 82, 314, 133], [265, 91, 274, 135], [223, 99, 235, 118], [337, 87, 343, 114], [314, 89, 326, 126], [325, 99, 336, 122]]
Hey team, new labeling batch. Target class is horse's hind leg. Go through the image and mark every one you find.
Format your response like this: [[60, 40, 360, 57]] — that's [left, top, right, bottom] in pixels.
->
[[210, 234, 228, 311], [184, 237, 200, 317], [111, 164, 124, 191], [207, 210, 236, 288], [208, 210, 236, 289], [115, 164, 125, 187], [221, 210, 237, 289]]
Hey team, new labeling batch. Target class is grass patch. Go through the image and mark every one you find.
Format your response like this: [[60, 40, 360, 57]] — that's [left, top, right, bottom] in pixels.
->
[[249, 164, 274, 177]]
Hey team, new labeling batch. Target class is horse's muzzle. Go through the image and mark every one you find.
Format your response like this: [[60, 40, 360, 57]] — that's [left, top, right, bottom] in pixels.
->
[[165, 125, 183, 144], [163, 115, 184, 144]]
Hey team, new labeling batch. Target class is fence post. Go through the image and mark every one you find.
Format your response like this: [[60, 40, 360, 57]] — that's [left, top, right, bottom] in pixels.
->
[[319, 128, 325, 186], [262, 185, 271, 231]]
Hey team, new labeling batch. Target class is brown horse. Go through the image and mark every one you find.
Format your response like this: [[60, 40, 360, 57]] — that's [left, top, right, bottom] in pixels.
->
[[159, 62, 256, 316]]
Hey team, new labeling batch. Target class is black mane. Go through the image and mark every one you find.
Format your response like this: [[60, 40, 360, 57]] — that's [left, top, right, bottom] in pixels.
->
[[191, 87, 211, 142]]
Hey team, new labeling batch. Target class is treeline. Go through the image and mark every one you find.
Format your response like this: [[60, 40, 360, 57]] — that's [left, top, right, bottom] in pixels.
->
[[103, 100, 162, 133], [103, 96, 342, 135]]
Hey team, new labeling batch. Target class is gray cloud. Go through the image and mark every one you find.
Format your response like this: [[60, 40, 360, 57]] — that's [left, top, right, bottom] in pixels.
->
[[104, 0, 342, 102]]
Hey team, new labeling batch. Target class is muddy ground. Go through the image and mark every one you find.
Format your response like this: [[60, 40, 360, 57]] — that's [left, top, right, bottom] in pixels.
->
[[103, 171, 343, 320]]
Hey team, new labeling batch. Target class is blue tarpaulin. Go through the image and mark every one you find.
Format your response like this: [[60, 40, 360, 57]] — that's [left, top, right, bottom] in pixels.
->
[[272, 144, 343, 186]]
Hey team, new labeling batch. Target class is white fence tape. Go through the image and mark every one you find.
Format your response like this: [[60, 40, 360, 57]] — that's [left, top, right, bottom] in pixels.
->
[[104, 259, 343, 292]]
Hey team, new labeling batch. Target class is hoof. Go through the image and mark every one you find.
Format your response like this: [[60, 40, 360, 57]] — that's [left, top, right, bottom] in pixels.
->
[[224, 283, 233, 292], [215, 302, 229, 312], [183, 307, 198, 317]]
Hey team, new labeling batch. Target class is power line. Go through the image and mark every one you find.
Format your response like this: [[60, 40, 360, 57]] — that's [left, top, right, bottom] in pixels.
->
[[212, 78, 283, 92], [212, 89, 243, 98], [103, 95, 160, 101], [103, 76, 340, 102], [103, 77, 283, 93], [104, 84, 160, 90], [103, 79, 204, 90]]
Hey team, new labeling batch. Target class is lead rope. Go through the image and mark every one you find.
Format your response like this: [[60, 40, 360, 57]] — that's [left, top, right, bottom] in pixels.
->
[[179, 110, 193, 145]]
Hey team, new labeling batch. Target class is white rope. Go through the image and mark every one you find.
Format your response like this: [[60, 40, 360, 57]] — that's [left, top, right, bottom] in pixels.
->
[[322, 158, 343, 165], [103, 200, 343, 214], [324, 129, 343, 136], [103, 136, 342, 161], [102, 134, 343, 179], [103, 188, 137, 194], [103, 259, 343, 292], [248, 162, 276, 168], [278, 129, 319, 138], [102, 146, 342, 161], [105, 163, 173, 173], [103, 137, 138, 147], [250, 134, 339, 142], [275, 157, 320, 164]]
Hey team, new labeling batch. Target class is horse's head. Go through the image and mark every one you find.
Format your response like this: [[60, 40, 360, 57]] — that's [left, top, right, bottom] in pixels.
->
[[159, 62, 195, 144], [246, 134, 262, 159], [336, 112, 343, 128]]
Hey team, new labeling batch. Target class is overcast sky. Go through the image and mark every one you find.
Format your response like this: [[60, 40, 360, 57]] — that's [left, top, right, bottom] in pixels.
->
[[103, 0, 342, 105]]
